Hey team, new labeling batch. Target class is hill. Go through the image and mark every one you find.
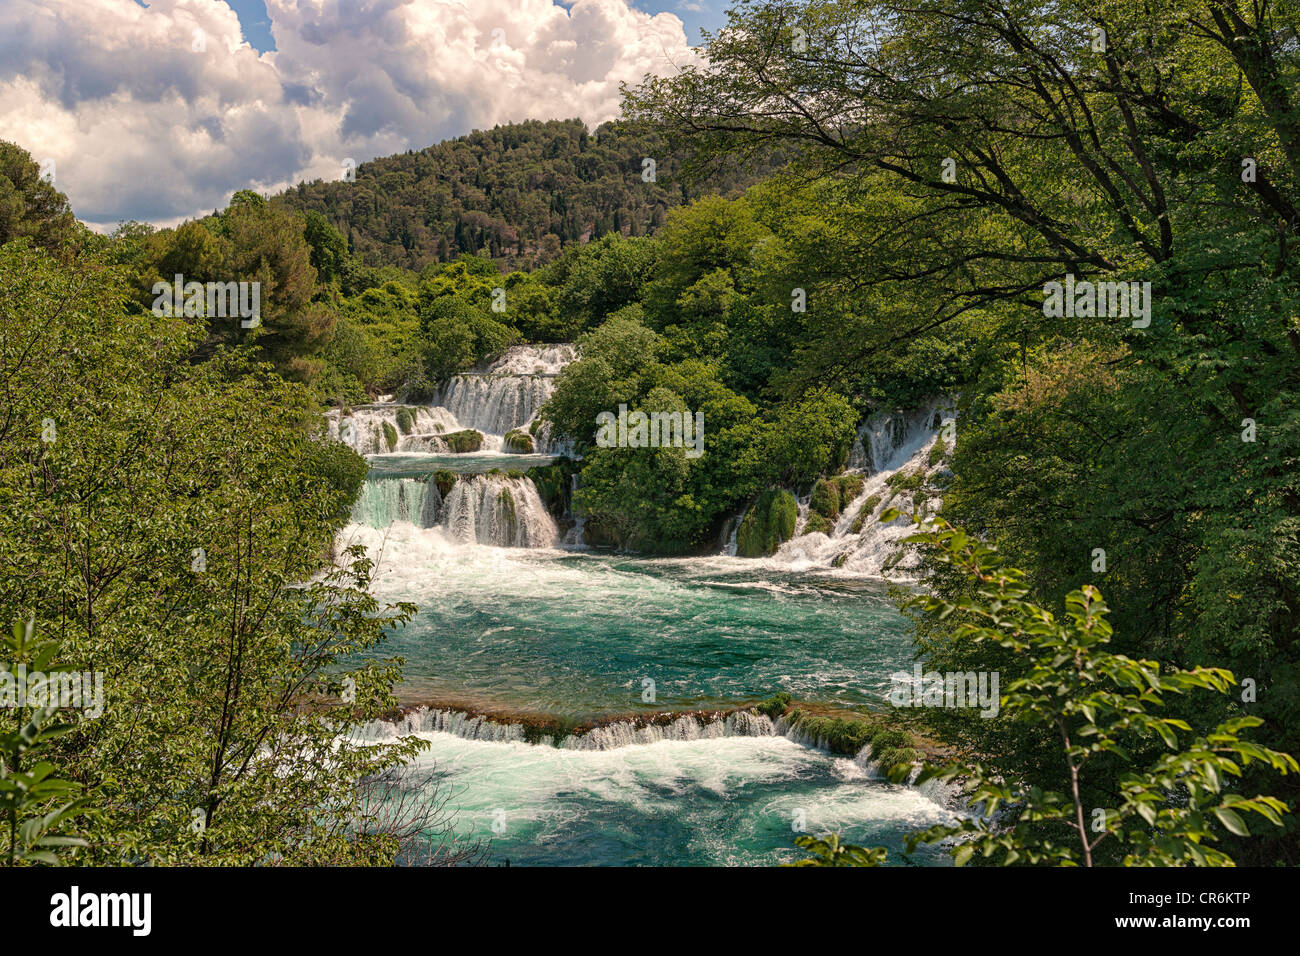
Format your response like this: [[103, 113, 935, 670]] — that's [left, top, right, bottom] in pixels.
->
[[273, 118, 786, 271]]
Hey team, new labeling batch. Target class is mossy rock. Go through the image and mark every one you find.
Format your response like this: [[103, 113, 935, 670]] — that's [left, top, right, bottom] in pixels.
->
[[789, 713, 881, 755], [872, 746, 919, 777], [504, 428, 535, 453], [395, 406, 414, 435], [849, 494, 883, 534], [833, 474, 865, 506], [886, 468, 926, 494], [831, 552, 849, 568], [433, 469, 458, 498], [927, 441, 947, 467], [755, 692, 793, 719], [736, 488, 799, 557], [443, 429, 484, 453], [382, 420, 399, 452], [803, 512, 834, 536], [809, 479, 840, 518], [869, 729, 909, 753]]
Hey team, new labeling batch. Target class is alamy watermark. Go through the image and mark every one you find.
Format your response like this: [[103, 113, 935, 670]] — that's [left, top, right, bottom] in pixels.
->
[[1043, 274, 1152, 328], [1, 664, 103, 718], [151, 274, 261, 328], [595, 404, 704, 459], [890, 664, 999, 717]]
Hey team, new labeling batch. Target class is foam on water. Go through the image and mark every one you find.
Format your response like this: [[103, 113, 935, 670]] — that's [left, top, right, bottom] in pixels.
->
[[362, 725, 959, 866]]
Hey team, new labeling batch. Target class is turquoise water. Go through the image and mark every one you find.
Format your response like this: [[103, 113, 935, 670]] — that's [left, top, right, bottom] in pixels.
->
[[341, 513, 956, 866], [343, 522, 911, 717], [366, 451, 556, 478], [393, 732, 955, 867]]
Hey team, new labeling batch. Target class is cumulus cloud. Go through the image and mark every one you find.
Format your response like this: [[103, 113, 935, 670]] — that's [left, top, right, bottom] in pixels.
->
[[0, 0, 696, 228]]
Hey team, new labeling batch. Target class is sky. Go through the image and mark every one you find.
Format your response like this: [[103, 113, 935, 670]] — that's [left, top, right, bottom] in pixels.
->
[[0, 0, 730, 230]]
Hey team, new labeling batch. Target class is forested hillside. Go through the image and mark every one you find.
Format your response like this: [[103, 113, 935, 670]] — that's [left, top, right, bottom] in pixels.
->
[[275, 118, 788, 271]]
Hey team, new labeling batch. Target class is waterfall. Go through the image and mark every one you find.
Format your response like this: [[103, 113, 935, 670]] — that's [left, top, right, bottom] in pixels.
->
[[347, 705, 960, 809], [439, 474, 558, 548], [327, 405, 462, 455], [434, 345, 576, 438], [848, 398, 954, 474], [744, 397, 956, 576], [351, 474, 557, 548], [350, 478, 428, 527]]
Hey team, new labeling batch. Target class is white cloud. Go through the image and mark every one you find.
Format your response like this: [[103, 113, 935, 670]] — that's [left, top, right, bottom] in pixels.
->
[[0, 0, 696, 229]]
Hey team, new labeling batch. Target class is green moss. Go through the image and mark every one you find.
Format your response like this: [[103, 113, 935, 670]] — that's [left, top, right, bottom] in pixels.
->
[[443, 429, 484, 453], [736, 488, 799, 557], [382, 420, 399, 452], [504, 428, 535, 453], [810, 479, 840, 518], [886, 469, 925, 494], [803, 512, 834, 536], [433, 469, 457, 497], [788, 713, 881, 755], [872, 746, 919, 776], [927, 441, 947, 467], [810, 474, 866, 520], [849, 494, 884, 534], [869, 729, 908, 753], [395, 406, 414, 435], [833, 474, 865, 505], [755, 692, 793, 719]]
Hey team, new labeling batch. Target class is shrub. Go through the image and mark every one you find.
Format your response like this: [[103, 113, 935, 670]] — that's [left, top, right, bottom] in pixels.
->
[[503, 428, 535, 453], [736, 488, 798, 557], [442, 429, 484, 453]]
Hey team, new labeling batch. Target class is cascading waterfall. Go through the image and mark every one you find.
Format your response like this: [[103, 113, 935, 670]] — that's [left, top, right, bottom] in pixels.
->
[[351, 474, 557, 548], [440, 474, 558, 547], [348, 705, 958, 809], [327, 345, 577, 456], [753, 397, 956, 576], [327, 404, 462, 455], [434, 344, 577, 441], [351, 478, 428, 527]]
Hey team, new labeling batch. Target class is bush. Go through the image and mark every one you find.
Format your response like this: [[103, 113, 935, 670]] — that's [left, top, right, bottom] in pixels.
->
[[442, 429, 483, 453], [433, 470, 458, 497], [755, 692, 793, 718], [736, 488, 798, 557], [503, 428, 534, 453]]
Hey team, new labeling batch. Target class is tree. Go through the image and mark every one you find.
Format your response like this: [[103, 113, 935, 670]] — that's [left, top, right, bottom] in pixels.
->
[[0, 240, 469, 865], [0, 141, 77, 254], [792, 514, 1298, 867]]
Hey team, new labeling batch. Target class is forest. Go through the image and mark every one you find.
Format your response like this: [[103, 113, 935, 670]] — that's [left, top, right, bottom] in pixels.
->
[[1, 0, 1298, 868]]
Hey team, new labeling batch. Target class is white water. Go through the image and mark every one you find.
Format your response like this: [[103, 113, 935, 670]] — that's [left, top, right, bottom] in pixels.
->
[[352, 705, 960, 811], [434, 344, 577, 445], [327, 344, 577, 458], [373, 730, 958, 866], [351, 474, 557, 548], [751, 397, 956, 577]]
